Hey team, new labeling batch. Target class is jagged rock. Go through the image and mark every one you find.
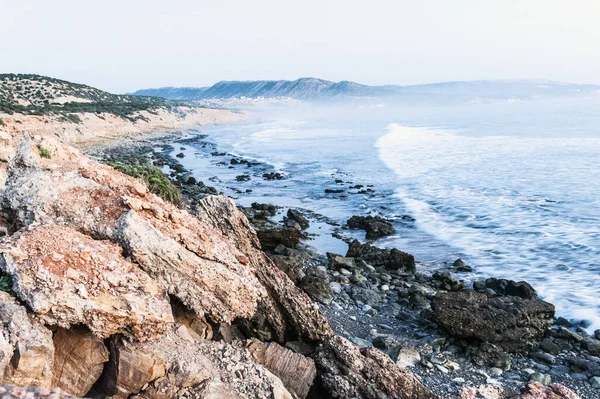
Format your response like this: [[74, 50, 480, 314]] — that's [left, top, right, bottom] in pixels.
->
[[51, 327, 109, 396], [116, 210, 261, 325], [195, 195, 332, 343], [472, 342, 511, 369], [286, 209, 309, 230], [483, 278, 538, 300], [99, 329, 293, 399], [0, 224, 173, 341], [0, 385, 81, 399], [1, 137, 266, 326], [460, 384, 504, 399], [432, 290, 554, 351], [347, 216, 395, 239], [509, 381, 580, 399], [0, 292, 54, 388], [581, 337, 600, 355], [298, 267, 333, 305], [313, 335, 436, 399], [256, 228, 301, 250], [247, 340, 316, 399], [327, 253, 356, 270], [171, 299, 213, 341], [346, 240, 415, 273]]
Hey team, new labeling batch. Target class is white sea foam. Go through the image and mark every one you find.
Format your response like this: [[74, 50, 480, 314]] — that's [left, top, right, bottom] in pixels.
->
[[376, 124, 600, 330]]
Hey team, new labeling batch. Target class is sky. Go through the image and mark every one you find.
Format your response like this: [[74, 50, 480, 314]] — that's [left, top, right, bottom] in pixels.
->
[[1, 0, 600, 93]]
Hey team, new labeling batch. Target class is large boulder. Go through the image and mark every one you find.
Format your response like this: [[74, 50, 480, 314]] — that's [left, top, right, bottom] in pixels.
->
[[256, 228, 301, 250], [0, 292, 54, 388], [508, 381, 580, 399], [347, 215, 396, 239], [96, 328, 293, 399], [346, 239, 415, 273], [247, 340, 316, 399], [195, 195, 332, 343], [432, 290, 555, 351], [312, 336, 436, 399], [51, 327, 109, 397], [1, 137, 265, 327], [481, 278, 538, 300], [0, 224, 173, 341]]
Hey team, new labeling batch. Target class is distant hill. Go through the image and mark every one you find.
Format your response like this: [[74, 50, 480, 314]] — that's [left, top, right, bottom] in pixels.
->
[[0, 74, 170, 119], [132, 78, 600, 103]]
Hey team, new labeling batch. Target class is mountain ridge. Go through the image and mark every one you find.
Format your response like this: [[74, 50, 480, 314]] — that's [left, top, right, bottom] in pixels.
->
[[131, 77, 600, 102]]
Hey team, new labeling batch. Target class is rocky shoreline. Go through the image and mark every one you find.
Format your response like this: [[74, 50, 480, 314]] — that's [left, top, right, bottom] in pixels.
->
[[0, 128, 596, 398], [86, 132, 600, 398]]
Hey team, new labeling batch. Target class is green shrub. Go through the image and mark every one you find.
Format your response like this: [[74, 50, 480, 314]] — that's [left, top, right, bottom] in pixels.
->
[[0, 118, 4, 126], [112, 162, 182, 205], [38, 146, 51, 158], [58, 113, 82, 124], [0, 273, 12, 292]]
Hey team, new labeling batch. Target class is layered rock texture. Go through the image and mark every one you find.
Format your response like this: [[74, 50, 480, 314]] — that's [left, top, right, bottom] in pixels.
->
[[0, 136, 434, 398]]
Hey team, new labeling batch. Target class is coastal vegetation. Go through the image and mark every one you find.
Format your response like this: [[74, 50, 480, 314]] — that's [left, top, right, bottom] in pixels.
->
[[112, 161, 182, 204], [38, 146, 51, 159], [0, 73, 176, 121]]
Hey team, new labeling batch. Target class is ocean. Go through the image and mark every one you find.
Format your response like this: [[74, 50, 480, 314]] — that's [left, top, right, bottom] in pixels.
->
[[167, 96, 600, 330]]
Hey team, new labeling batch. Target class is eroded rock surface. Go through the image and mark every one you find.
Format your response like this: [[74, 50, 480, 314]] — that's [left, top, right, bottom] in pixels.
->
[[509, 381, 581, 399], [51, 327, 109, 397], [313, 335, 436, 399], [0, 292, 54, 388], [247, 340, 316, 399], [195, 195, 332, 343], [0, 225, 173, 341], [1, 137, 266, 325], [432, 290, 554, 351]]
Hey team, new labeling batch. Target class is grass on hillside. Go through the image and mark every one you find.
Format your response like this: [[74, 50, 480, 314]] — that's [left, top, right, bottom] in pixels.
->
[[38, 146, 51, 158], [112, 162, 182, 205]]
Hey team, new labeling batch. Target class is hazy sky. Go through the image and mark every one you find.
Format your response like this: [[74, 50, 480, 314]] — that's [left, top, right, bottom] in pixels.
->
[[2, 0, 599, 93]]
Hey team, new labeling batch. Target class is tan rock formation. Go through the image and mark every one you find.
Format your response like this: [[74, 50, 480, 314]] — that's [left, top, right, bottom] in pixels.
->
[[51, 327, 109, 397], [0, 292, 54, 388], [2, 137, 331, 343], [101, 329, 293, 399], [2, 137, 266, 326], [313, 335, 437, 399], [0, 385, 81, 399], [195, 195, 333, 342], [0, 225, 173, 341], [508, 382, 581, 399], [247, 340, 316, 399]]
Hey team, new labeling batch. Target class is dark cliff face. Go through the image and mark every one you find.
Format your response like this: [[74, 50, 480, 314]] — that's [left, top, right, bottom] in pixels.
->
[[131, 78, 600, 102]]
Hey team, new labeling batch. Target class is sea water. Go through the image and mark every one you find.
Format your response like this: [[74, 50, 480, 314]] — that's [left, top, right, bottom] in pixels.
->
[[170, 96, 600, 330]]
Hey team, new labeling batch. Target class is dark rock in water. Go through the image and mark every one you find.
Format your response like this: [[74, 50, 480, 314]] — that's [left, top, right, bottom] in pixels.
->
[[251, 202, 278, 216], [431, 271, 464, 291], [346, 216, 395, 239], [472, 342, 511, 369], [325, 188, 344, 194], [346, 240, 415, 274], [186, 176, 196, 185], [581, 337, 600, 355], [595, 329, 600, 340], [431, 290, 555, 352], [299, 267, 333, 305], [257, 228, 301, 250], [287, 209, 309, 230], [484, 278, 538, 300], [556, 317, 574, 328], [235, 174, 251, 182], [453, 258, 465, 267], [176, 152, 185, 158], [263, 172, 285, 180]]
